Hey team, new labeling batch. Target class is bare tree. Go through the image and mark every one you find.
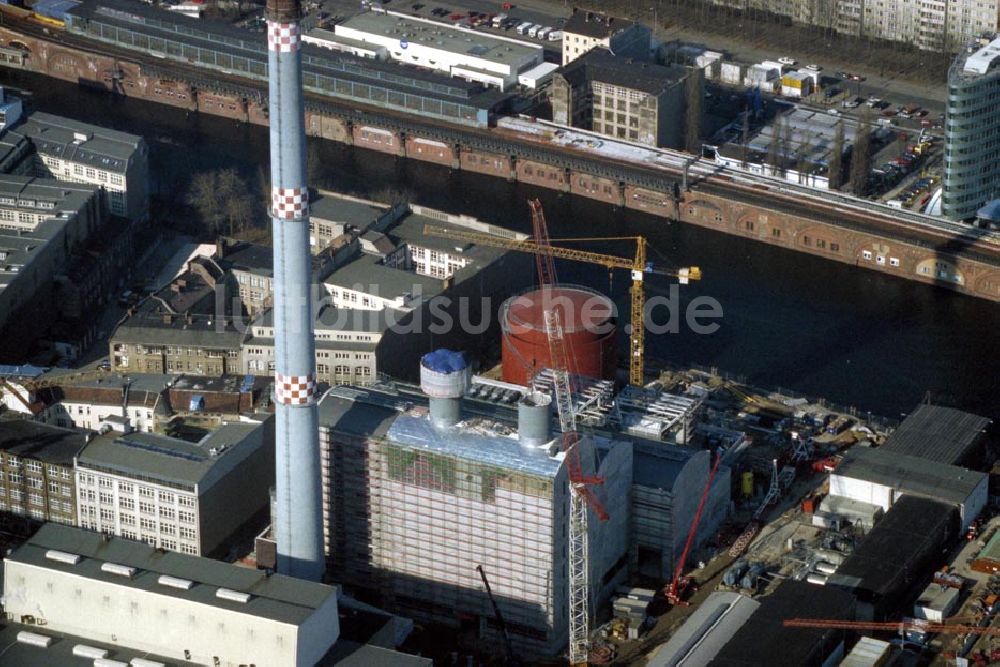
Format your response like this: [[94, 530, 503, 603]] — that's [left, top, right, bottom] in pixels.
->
[[187, 171, 226, 235], [767, 115, 782, 176], [740, 112, 750, 169], [850, 113, 873, 196], [684, 69, 703, 154], [828, 120, 844, 190]]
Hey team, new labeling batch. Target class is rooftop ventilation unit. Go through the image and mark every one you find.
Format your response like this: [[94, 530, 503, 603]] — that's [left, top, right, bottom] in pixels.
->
[[16, 631, 52, 648], [130, 659, 166, 667], [45, 549, 81, 565], [94, 659, 130, 667], [72, 645, 110, 659], [100, 562, 136, 578], [216, 587, 251, 603], [72, 131, 91, 144], [157, 574, 193, 590]]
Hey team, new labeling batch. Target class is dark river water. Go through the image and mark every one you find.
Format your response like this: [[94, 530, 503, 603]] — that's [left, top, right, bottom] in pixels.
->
[[9, 70, 999, 420]]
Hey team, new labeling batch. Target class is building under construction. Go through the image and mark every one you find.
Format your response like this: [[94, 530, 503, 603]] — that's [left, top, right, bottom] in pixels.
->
[[319, 352, 633, 657]]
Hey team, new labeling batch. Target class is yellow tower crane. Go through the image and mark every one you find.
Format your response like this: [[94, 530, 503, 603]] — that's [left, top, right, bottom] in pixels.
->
[[422, 225, 701, 387]]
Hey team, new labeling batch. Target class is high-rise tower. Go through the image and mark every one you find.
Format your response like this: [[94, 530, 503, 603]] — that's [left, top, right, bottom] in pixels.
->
[[266, 0, 324, 580]]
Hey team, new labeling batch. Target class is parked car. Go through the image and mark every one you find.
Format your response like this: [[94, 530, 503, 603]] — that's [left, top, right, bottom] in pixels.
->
[[778, 56, 797, 66], [805, 63, 822, 71]]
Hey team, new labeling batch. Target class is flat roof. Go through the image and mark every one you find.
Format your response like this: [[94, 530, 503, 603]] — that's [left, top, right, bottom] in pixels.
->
[[0, 419, 87, 466], [9, 523, 337, 626], [0, 622, 187, 667], [964, 35, 1000, 74], [828, 495, 956, 602], [336, 11, 541, 66], [325, 253, 444, 300], [834, 446, 986, 506], [19, 111, 143, 173], [563, 9, 638, 39], [311, 192, 390, 227], [77, 420, 265, 486], [710, 581, 854, 666], [68, 0, 504, 106], [565, 48, 687, 96], [882, 403, 990, 465]]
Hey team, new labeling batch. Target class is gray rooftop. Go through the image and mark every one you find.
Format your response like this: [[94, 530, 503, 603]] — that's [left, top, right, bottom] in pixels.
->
[[9, 523, 337, 626], [77, 420, 265, 487], [566, 48, 688, 96], [335, 11, 541, 66], [0, 419, 87, 466], [0, 622, 187, 667], [882, 403, 990, 465], [649, 592, 760, 667], [19, 111, 143, 173], [834, 446, 986, 506], [0, 174, 99, 211], [0, 219, 66, 289], [563, 9, 638, 39], [325, 253, 444, 301], [253, 304, 398, 334], [310, 192, 389, 226], [388, 214, 507, 265]]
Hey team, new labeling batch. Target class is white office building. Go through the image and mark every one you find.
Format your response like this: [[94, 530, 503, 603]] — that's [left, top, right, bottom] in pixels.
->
[[74, 419, 274, 556], [305, 10, 543, 90], [2, 523, 340, 667]]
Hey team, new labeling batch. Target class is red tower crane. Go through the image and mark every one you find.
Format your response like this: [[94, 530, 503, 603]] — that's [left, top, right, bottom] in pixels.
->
[[665, 451, 722, 605]]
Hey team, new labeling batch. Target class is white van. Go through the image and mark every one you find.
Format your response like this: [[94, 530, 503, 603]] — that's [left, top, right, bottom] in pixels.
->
[[515, 21, 532, 35], [547, 30, 563, 40], [527, 24, 541, 38], [537, 26, 552, 39]]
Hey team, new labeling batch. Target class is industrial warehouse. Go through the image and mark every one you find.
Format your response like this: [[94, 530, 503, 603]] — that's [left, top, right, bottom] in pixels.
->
[[63, 0, 507, 126], [0, 0, 999, 660]]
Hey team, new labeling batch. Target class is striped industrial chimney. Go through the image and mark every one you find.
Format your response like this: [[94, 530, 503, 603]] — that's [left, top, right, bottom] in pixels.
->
[[266, 0, 324, 581]]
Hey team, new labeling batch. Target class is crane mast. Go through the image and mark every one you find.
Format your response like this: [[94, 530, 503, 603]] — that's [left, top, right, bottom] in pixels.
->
[[421, 223, 700, 387]]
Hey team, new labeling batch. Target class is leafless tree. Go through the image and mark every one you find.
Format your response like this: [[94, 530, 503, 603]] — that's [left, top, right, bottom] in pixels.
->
[[828, 120, 845, 190], [850, 113, 873, 196], [767, 115, 782, 176]]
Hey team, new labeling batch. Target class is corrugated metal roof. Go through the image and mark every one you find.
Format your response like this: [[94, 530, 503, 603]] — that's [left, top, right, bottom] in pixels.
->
[[882, 403, 990, 465], [649, 592, 759, 667], [834, 446, 985, 506]]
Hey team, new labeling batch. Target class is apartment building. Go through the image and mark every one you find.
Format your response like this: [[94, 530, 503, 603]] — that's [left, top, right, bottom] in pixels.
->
[[19, 111, 149, 220], [46, 374, 167, 433], [944, 35, 1000, 221], [74, 418, 274, 556], [553, 49, 691, 148], [110, 256, 247, 375], [243, 305, 383, 386], [561, 8, 651, 65], [0, 419, 83, 532]]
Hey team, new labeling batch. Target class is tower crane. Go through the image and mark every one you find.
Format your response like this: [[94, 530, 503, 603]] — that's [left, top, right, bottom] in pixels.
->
[[545, 306, 609, 666], [783, 617, 1000, 637], [526, 200, 608, 665], [665, 451, 721, 606], [423, 218, 701, 386]]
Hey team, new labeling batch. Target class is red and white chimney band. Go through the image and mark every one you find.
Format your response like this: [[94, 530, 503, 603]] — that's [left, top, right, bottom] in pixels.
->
[[267, 23, 300, 53], [272, 186, 309, 220], [274, 372, 316, 405]]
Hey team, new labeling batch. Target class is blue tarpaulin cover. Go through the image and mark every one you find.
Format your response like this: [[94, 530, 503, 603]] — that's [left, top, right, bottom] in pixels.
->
[[421, 349, 467, 373]]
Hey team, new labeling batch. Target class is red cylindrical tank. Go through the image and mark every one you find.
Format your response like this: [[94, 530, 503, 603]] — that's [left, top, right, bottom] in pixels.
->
[[500, 285, 617, 386]]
